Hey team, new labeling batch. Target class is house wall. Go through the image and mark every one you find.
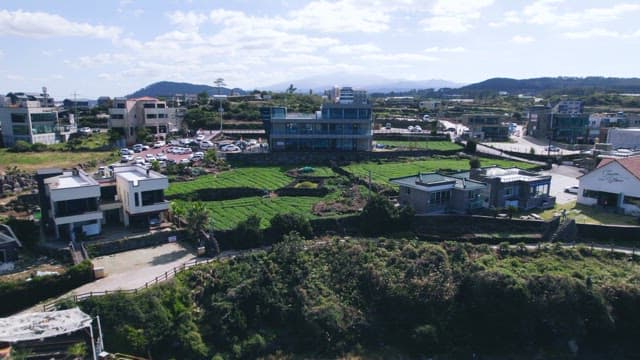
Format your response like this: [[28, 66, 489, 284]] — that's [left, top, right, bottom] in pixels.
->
[[578, 161, 640, 214], [116, 174, 169, 218]]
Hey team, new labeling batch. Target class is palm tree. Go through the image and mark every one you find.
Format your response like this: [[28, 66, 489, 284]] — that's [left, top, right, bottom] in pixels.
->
[[170, 201, 186, 227], [185, 202, 210, 242]]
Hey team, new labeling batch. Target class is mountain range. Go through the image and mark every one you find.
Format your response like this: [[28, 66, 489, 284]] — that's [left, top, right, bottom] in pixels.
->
[[125, 76, 640, 98]]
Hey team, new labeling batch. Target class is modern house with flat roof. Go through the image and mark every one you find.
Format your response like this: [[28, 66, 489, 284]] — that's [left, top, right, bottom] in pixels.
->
[[108, 96, 183, 145], [391, 172, 488, 214], [526, 101, 589, 144], [0, 91, 76, 147], [461, 114, 510, 141], [469, 166, 555, 210], [39, 165, 169, 241], [262, 86, 373, 152]]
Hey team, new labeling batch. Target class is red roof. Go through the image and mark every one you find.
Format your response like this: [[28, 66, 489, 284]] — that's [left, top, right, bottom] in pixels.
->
[[598, 156, 640, 181]]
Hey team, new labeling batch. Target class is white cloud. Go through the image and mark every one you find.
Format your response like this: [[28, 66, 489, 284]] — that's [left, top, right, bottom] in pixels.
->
[[167, 11, 208, 31], [329, 43, 381, 55], [511, 35, 535, 43], [424, 46, 466, 53], [286, 1, 391, 33], [422, 0, 494, 33], [524, 1, 640, 28], [563, 28, 640, 39], [0, 49, 3, 59], [361, 53, 438, 62], [0, 10, 122, 40], [489, 10, 521, 27]]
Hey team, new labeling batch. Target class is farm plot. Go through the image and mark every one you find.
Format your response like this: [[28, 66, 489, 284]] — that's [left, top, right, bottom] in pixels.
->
[[374, 140, 462, 151], [174, 196, 326, 230], [167, 166, 337, 197], [343, 157, 536, 185]]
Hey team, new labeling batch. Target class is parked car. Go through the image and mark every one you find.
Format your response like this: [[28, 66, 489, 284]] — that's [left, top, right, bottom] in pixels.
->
[[120, 154, 133, 163], [132, 144, 144, 152], [565, 186, 579, 194], [153, 141, 166, 148], [134, 156, 144, 165], [156, 153, 168, 161], [78, 127, 92, 135], [196, 134, 206, 142], [547, 145, 560, 152], [145, 154, 156, 162], [385, 123, 391, 130], [200, 140, 214, 149], [120, 148, 132, 155], [221, 144, 241, 152], [179, 158, 191, 165]]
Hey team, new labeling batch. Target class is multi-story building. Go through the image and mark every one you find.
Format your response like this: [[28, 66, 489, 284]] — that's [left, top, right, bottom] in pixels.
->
[[108, 97, 183, 145], [62, 98, 92, 112], [262, 86, 373, 151], [0, 91, 75, 147], [39, 166, 169, 241], [469, 166, 555, 210], [526, 101, 589, 144], [391, 172, 488, 214], [461, 114, 510, 141]]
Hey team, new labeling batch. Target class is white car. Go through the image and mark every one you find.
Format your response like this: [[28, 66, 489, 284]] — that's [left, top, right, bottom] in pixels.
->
[[179, 158, 191, 165], [196, 134, 205, 141], [134, 156, 144, 165], [156, 153, 168, 161], [200, 140, 214, 149], [565, 186, 579, 194], [120, 148, 132, 155], [120, 154, 133, 163], [145, 154, 156, 162], [221, 144, 241, 152], [153, 141, 166, 148]]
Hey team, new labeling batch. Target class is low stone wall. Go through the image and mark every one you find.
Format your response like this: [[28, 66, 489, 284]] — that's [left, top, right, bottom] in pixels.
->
[[86, 230, 187, 257], [412, 214, 556, 243], [226, 150, 460, 165], [576, 223, 640, 246]]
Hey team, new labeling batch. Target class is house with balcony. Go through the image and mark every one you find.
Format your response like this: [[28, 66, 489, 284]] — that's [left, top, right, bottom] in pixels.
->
[[391, 172, 488, 214], [108, 97, 183, 145], [262, 86, 373, 152], [113, 166, 169, 227], [0, 91, 75, 147], [526, 100, 589, 144], [38, 166, 169, 241], [44, 169, 103, 241], [460, 114, 510, 141], [469, 166, 555, 210]]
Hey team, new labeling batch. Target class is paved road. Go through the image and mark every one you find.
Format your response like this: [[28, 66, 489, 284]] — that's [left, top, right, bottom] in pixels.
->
[[542, 165, 580, 204], [484, 133, 580, 156]]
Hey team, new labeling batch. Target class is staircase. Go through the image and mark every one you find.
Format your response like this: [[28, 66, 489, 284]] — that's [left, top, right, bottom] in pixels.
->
[[550, 218, 577, 243]]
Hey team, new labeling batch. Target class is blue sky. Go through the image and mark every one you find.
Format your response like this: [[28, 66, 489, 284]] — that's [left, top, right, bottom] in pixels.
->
[[0, 0, 639, 98]]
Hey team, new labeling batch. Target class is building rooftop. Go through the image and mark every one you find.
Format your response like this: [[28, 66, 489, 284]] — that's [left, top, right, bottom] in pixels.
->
[[477, 166, 550, 183], [45, 169, 98, 190], [391, 172, 485, 191], [114, 165, 165, 183], [598, 155, 640, 181], [0, 308, 92, 343]]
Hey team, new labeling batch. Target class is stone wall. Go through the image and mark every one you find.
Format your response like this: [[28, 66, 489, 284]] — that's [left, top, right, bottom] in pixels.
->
[[226, 150, 460, 165]]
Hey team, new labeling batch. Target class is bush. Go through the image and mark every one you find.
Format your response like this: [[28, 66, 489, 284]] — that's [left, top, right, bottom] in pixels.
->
[[268, 213, 313, 241], [231, 214, 263, 249], [469, 156, 481, 169], [11, 140, 31, 152], [359, 194, 398, 235], [30, 142, 48, 152]]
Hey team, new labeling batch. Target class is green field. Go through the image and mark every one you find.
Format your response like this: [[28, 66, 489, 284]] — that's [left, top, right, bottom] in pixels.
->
[[167, 166, 335, 196], [0, 149, 118, 171], [174, 195, 327, 230], [342, 157, 537, 185], [374, 140, 462, 151]]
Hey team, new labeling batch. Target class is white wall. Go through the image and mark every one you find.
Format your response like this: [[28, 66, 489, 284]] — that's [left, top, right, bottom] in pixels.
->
[[578, 161, 640, 210]]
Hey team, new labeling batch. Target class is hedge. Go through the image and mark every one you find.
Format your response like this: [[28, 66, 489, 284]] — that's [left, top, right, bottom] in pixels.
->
[[0, 260, 94, 316]]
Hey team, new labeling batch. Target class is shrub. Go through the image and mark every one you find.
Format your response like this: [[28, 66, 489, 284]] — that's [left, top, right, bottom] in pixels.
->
[[469, 156, 481, 169], [30, 142, 48, 152], [268, 213, 313, 241], [232, 214, 263, 249], [11, 140, 31, 152]]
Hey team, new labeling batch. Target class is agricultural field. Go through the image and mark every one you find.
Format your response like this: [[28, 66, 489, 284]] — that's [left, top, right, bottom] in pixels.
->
[[342, 157, 537, 185], [173, 195, 328, 230], [374, 140, 462, 151], [166, 166, 335, 196], [0, 149, 117, 171]]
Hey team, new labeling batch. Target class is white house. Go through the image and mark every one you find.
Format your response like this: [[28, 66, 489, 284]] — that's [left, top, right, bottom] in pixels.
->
[[578, 156, 640, 215], [113, 166, 169, 227]]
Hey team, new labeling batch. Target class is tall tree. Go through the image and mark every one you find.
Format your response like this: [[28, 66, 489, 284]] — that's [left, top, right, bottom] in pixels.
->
[[214, 78, 226, 95], [286, 84, 297, 94]]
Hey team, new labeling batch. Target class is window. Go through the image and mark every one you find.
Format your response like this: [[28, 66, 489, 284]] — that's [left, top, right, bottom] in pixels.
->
[[11, 113, 26, 123], [143, 103, 155, 109], [146, 114, 157, 119], [429, 190, 451, 205], [583, 190, 598, 199], [134, 193, 139, 207], [12, 125, 29, 135], [110, 114, 124, 119], [624, 196, 640, 206], [116, 103, 125, 109], [157, 103, 166, 108]]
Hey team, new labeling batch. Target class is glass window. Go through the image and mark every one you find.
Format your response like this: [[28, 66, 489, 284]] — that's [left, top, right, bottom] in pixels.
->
[[143, 103, 155, 109], [11, 113, 27, 123], [12, 125, 29, 135]]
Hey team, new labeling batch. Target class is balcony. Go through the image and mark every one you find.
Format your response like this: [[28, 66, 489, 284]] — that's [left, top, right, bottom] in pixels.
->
[[54, 211, 103, 225], [127, 200, 169, 215]]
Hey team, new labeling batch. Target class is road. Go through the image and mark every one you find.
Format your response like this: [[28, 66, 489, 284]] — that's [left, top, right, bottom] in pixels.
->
[[541, 164, 581, 204]]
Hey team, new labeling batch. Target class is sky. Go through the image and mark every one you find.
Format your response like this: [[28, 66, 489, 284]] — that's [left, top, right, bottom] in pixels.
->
[[0, 0, 639, 99]]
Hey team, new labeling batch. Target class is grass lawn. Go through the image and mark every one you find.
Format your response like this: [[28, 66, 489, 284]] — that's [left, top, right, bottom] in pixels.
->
[[174, 195, 329, 230], [0, 149, 118, 171], [167, 166, 336, 196], [535, 201, 638, 225], [374, 140, 462, 151], [342, 157, 537, 185]]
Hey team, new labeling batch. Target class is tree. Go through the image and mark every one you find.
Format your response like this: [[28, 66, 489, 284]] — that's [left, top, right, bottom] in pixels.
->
[[197, 91, 209, 106], [151, 160, 160, 172], [170, 202, 186, 227], [203, 149, 217, 167], [233, 214, 263, 249], [214, 78, 226, 95], [185, 202, 211, 243], [107, 128, 123, 143], [136, 127, 152, 143], [469, 156, 481, 169], [269, 213, 312, 242], [11, 140, 31, 152], [286, 84, 297, 94], [359, 194, 399, 235]]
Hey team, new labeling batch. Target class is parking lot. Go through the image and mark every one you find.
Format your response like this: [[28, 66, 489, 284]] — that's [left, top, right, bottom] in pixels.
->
[[541, 164, 581, 204]]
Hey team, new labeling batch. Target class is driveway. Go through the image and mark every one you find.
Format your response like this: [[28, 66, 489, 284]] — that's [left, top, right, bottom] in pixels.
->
[[541, 164, 581, 204]]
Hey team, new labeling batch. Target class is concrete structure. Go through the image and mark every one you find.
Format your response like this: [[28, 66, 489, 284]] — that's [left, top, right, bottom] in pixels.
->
[[606, 128, 640, 150], [578, 156, 640, 215], [44, 169, 102, 241], [39, 166, 169, 241], [470, 166, 555, 210], [0, 91, 76, 147], [461, 114, 509, 141], [0, 308, 99, 359], [0, 224, 22, 263], [113, 165, 169, 227], [262, 86, 373, 152], [526, 101, 589, 143], [391, 172, 488, 214], [108, 96, 183, 145], [62, 98, 92, 111]]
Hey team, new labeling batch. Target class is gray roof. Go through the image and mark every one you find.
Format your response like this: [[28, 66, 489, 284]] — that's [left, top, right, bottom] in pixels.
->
[[390, 172, 486, 191], [0, 224, 22, 248]]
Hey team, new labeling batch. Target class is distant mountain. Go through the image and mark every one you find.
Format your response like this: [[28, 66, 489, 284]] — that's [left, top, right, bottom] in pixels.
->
[[262, 72, 463, 94], [126, 81, 246, 98], [459, 77, 640, 94]]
